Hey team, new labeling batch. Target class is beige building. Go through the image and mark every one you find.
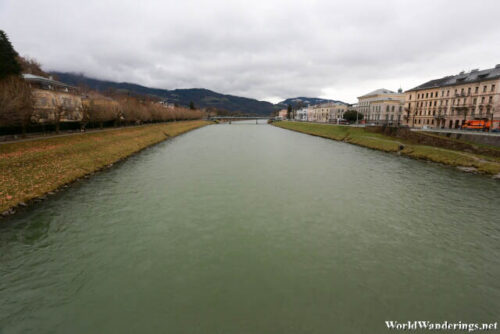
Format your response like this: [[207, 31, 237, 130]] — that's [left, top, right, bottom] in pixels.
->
[[277, 108, 288, 119], [307, 102, 348, 123], [23, 74, 83, 124], [357, 88, 405, 125], [404, 65, 500, 129]]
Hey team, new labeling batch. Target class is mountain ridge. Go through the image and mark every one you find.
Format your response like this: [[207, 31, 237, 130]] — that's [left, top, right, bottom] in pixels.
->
[[51, 72, 277, 116], [51, 72, 350, 115]]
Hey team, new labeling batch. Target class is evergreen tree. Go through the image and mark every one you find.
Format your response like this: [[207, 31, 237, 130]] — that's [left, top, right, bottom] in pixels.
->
[[287, 104, 292, 119], [0, 30, 22, 80]]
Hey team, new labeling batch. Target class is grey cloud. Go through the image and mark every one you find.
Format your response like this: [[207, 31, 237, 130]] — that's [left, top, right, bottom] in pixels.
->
[[1, 0, 499, 103]]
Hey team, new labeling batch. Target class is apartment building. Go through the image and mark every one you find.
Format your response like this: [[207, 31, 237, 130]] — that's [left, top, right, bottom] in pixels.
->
[[404, 65, 500, 129], [357, 88, 404, 125], [307, 102, 348, 123], [295, 107, 308, 121]]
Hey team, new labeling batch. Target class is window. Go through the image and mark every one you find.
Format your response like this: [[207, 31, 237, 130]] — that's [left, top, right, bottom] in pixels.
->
[[426, 93, 428, 98], [483, 85, 487, 92], [489, 96, 493, 103], [481, 97, 485, 103], [461, 88, 464, 95], [475, 87, 479, 93], [409, 95, 412, 100], [473, 98, 477, 104], [434, 101, 437, 106], [430, 92, 433, 98], [391, 106, 395, 112], [492, 85, 496, 92], [467, 87, 471, 95], [447, 90, 450, 96]]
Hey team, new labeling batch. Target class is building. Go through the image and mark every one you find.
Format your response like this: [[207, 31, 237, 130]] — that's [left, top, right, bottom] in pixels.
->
[[158, 100, 175, 109], [357, 88, 405, 125], [277, 108, 288, 120], [295, 107, 308, 121], [404, 65, 500, 129], [23, 74, 83, 124], [308, 102, 348, 123]]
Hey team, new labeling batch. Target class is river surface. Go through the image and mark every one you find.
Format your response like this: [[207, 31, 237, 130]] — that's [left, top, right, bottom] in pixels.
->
[[1, 121, 499, 333]]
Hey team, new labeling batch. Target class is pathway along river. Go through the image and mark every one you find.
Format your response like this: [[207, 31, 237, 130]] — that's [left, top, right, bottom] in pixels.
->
[[1, 121, 499, 333]]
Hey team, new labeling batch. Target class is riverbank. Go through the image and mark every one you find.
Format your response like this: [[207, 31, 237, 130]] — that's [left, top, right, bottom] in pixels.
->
[[272, 121, 500, 177], [0, 120, 211, 214]]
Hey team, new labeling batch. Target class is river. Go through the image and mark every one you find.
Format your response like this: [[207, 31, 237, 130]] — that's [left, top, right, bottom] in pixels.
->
[[1, 121, 499, 333]]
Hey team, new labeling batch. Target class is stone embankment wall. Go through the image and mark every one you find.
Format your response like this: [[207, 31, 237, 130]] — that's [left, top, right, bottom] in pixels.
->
[[431, 132, 500, 148], [366, 126, 500, 157]]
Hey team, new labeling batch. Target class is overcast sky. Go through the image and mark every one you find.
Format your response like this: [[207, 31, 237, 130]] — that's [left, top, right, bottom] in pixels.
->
[[1, 0, 499, 103]]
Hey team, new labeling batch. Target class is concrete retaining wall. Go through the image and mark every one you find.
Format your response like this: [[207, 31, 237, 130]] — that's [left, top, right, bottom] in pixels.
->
[[365, 126, 500, 157], [431, 132, 500, 147]]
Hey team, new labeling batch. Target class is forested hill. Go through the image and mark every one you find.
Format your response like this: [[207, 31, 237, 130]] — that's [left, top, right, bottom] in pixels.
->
[[51, 72, 277, 116]]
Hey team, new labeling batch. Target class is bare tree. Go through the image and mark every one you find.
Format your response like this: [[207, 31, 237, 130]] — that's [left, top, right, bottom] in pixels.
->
[[88, 98, 119, 128], [52, 95, 78, 134], [0, 76, 34, 136], [16, 56, 49, 78]]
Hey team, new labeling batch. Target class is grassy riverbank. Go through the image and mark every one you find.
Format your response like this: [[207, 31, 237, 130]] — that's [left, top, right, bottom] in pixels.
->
[[272, 121, 500, 176], [0, 120, 211, 213]]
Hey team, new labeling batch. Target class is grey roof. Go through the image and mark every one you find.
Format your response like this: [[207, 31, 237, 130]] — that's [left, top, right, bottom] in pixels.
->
[[358, 88, 397, 98], [407, 65, 500, 92], [22, 73, 76, 89]]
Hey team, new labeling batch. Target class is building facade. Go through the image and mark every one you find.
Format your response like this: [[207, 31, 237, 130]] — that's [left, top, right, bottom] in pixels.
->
[[295, 107, 308, 121], [23, 74, 83, 124], [307, 102, 348, 123], [277, 109, 288, 120], [357, 88, 404, 125], [404, 65, 500, 129]]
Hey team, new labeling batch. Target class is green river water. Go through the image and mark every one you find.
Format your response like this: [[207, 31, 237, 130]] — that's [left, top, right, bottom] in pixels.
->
[[1, 122, 499, 333]]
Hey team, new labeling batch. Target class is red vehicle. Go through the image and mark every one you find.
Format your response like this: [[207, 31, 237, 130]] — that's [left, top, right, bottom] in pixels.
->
[[462, 120, 500, 132]]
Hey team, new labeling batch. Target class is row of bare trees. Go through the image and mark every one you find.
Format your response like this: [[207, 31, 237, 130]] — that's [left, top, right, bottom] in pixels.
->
[[0, 82, 205, 135], [83, 95, 205, 129]]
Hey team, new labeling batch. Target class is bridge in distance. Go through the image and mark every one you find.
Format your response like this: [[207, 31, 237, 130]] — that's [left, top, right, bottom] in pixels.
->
[[208, 116, 271, 120], [208, 116, 271, 123]]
